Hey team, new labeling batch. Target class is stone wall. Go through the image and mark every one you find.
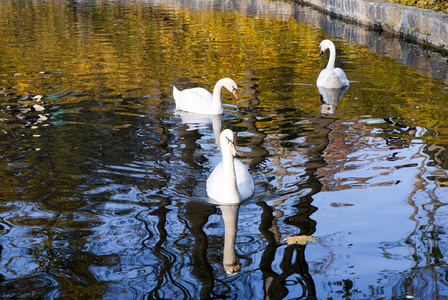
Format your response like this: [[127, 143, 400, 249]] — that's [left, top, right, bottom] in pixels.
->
[[299, 0, 448, 52]]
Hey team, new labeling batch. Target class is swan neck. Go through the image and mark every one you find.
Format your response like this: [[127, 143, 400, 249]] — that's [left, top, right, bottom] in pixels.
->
[[326, 44, 336, 70], [211, 82, 224, 114], [221, 141, 239, 201]]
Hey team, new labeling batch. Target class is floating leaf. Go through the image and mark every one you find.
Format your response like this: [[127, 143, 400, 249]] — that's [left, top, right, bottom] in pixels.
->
[[283, 235, 316, 245]]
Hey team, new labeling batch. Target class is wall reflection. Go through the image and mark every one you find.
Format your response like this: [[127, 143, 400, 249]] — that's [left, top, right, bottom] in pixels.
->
[[138, 0, 448, 84]]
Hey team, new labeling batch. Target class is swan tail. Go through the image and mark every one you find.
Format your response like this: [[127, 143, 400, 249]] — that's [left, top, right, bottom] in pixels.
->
[[173, 86, 180, 102]]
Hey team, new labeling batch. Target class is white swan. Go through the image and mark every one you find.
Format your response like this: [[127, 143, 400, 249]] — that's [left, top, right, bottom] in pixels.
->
[[316, 40, 349, 89], [206, 129, 254, 204], [173, 78, 239, 115]]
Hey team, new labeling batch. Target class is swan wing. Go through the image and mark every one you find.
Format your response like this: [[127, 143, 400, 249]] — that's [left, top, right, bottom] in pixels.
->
[[174, 87, 213, 114], [234, 159, 254, 200], [316, 69, 333, 87], [188, 87, 213, 99], [206, 162, 224, 201]]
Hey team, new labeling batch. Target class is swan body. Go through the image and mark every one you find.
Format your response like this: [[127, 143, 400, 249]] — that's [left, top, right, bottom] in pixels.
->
[[317, 40, 349, 89], [206, 129, 254, 204], [173, 78, 239, 115]]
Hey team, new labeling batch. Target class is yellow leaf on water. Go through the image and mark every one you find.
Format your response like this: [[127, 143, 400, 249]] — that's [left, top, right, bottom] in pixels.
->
[[282, 235, 316, 245]]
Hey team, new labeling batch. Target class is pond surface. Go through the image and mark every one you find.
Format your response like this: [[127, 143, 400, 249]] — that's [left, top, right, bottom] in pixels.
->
[[1, 0, 448, 299]]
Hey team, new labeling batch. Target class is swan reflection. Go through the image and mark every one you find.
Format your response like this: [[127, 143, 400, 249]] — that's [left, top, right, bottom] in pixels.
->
[[220, 204, 241, 276], [175, 111, 222, 145], [318, 85, 348, 114]]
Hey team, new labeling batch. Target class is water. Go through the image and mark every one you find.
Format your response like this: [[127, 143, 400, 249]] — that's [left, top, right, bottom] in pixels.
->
[[0, 0, 448, 299]]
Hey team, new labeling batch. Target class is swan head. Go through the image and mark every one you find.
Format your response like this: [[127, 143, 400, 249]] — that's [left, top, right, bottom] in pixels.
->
[[220, 129, 238, 157], [218, 78, 239, 101], [319, 39, 335, 57]]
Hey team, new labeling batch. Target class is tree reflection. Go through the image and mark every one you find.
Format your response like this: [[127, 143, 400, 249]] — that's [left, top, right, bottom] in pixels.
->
[[184, 201, 216, 299], [258, 201, 317, 299], [255, 112, 335, 299]]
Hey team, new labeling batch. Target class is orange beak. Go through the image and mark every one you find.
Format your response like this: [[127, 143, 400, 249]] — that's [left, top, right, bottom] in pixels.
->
[[228, 132, 239, 156], [319, 48, 324, 58], [232, 89, 239, 101]]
